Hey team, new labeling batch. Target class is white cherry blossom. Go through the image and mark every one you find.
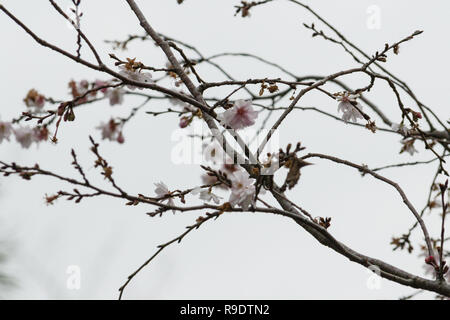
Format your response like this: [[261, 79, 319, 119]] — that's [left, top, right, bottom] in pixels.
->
[[119, 66, 153, 90], [400, 139, 418, 156], [192, 187, 222, 204], [154, 181, 175, 211], [337, 92, 364, 123], [261, 153, 280, 176], [229, 170, 256, 210], [391, 122, 409, 136]]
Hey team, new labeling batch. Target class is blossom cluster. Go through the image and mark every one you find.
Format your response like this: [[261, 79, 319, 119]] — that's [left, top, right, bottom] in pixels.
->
[[69, 79, 125, 107], [0, 121, 48, 148], [23, 89, 46, 112], [155, 167, 256, 212], [96, 119, 124, 144]]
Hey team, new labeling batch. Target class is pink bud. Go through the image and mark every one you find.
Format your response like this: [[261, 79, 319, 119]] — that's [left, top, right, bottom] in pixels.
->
[[425, 256, 436, 265], [179, 117, 190, 128], [117, 132, 125, 144]]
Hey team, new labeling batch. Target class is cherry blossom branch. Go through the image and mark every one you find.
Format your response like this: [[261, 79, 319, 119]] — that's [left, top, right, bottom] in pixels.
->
[[438, 180, 449, 280], [199, 53, 449, 142], [48, 0, 102, 65], [118, 209, 224, 300], [108, 29, 449, 146], [1, 0, 449, 300], [124, 0, 257, 166], [393, 156, 447, 249], [371, 157, 444, 172], [268, 185, 450, 296], [293, 0, 450, 140], [300, 152, 435, 257], [1, 141, 449, 297], [234, 0, 274, 17], [269, 185, 450, 297], [257, 30, 424, 158], [370, 72, 448, 168], [105, 31, 449, 145], [0, 149, 223, 213], [0, 4, 215, 115]]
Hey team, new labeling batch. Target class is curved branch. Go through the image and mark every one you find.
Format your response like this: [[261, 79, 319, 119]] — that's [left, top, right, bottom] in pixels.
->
[[300, 152, 434, 257]]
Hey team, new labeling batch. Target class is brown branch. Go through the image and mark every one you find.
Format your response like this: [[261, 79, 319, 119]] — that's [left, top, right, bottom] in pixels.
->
[[300, 152, 435, 257]]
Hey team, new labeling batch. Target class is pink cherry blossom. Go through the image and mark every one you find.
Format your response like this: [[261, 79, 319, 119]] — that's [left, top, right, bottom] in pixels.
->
[[97, 119, 123, 143], [33, 127, 49, 142], [217, 100, 258, 129], [23, 89, 45, 110], [14, 126, 36, 149], [107, 88, 125, 106]]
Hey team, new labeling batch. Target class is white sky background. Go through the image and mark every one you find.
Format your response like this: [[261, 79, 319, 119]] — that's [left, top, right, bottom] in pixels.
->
[[0, 0, 449, 299]]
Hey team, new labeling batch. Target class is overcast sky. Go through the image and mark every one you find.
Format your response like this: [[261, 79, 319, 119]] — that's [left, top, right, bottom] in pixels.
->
[[0, 0, 449, 299]]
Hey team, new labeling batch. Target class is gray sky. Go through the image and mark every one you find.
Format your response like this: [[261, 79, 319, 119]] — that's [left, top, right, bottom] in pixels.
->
[[0, 0, 449, 299]]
